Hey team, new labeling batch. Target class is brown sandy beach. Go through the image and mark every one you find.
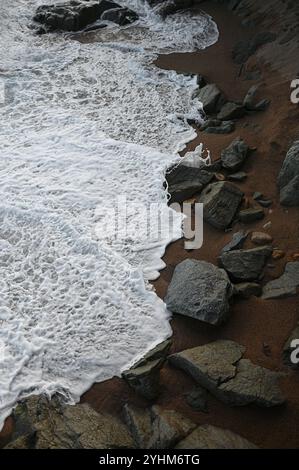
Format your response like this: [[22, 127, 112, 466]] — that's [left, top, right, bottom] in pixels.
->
[[1, 0, 299, 449]]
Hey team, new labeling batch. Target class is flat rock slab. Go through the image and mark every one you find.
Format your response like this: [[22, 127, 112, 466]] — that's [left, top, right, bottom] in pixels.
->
[[219, 246, 272, 282], [169, 340, 285, 408], [217, 102, 246, 121], [221, 138, 250, 172], [175, 424, 258, 449], [199, 181, 244, 230], [262, 262, 299, 299], [164, 259, 233, 326]]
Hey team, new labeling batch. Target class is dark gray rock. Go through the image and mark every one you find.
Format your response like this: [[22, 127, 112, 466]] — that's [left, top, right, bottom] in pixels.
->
[[199, 182, 244, 230], [221, 138, 250, 172], [219, 246, 273, 282], [227, 171, 247, 181], [132, 339, 172, 369], [217, 102, 246, 121], [243, 85, 270, 112], [123, 404, 152, 448], [262, 262, 299, 300], [278, 140, 299, 206], [239, 207, 264, 223], [234, 282, 262, 299], [166, 164, 213, 203], [169, 340, 285, 408], [176, 424, 258, 449], [122, 358, 164, 400], [197, 84, 226, 115], [203, 121, 235, 134], [221, 230, 248, 254], [33, 0, 138, 32], [185, 387, 208, 413], [232, 32, 277, 64], [147, 0, 195, 18], [282, 323, 299, 369], [164, 259, 233, 326]]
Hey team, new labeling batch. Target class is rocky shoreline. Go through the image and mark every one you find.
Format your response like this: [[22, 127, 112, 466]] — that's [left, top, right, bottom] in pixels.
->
[[1, 0, 299, 449]]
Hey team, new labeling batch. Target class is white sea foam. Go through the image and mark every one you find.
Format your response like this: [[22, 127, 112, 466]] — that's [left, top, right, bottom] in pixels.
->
[[0, 0, 218, 427]]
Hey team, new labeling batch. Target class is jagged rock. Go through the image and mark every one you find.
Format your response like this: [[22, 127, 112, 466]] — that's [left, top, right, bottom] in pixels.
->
[[239, 207, 264, 223], [262, 262, 299, 299], [217, 102, 246, 121], [221, 138, 250, 172], [185, 387, 208, 413], [251, 231, 273, 245], [176, 424, 258, 449], [166, 164, 213, 203], [283, 323, 299, 369], [6, 396, 134, 449], [232, 32, 277, 64], [169, 340, 285, 408], [197, 84, 226, 114], [123, 404, 196, 449], [203, 121, 235, 134], [227, 171, 247, 181], [122, 358, 164, 400], [33, 0, 138, 33], [221, 230, 248, 254], [164, 259, 234, 326], [199, 182, 244, 230], [278, 140, 299, 206], [132, 339, 172, 368], [147, 0, 195, 18], [219, 246, 273, 282], [234, 282, 262, 299]]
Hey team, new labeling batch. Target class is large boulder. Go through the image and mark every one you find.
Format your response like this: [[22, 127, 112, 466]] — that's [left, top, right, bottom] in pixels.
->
[[169, 340, 285, 408], [175, 424, 258, 449], [196, 84, 226, 115], [164, 259, 234, 326], [219, 246, 273, 282], [221, 138, 250, 172], [166, 164, 213, 203], [262, 262, 299, 299], [33, 0, 138, 32], [217, 102, 246, 121], [278, 140, 299, 206], [199, 182, 244, 230]]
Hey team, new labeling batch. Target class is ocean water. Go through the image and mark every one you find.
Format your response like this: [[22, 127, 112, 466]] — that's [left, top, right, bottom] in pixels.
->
[[0, 0, 218, 427]]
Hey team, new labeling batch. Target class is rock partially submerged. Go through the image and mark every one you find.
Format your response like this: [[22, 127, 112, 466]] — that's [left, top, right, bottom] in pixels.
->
[[219, 246, 272, 282], [221, 138, 250, 172], [166, 164, 213, 203], [175, 424, 258, 449], [197, 84, 226, 115], [278, 140, 299, 206], [164, 259, 234, 326], [169, 340, 285, 407], [33, 0, 138, 33], [262, 262, 299, 299], [122, 339, 172, 400], [199, 182, 244, 230]]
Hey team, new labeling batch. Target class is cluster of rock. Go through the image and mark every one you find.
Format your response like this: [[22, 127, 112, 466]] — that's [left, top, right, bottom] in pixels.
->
[[196, 80, 269, 135], [33, 0, 139, 33], [4, 394, 257, 449]]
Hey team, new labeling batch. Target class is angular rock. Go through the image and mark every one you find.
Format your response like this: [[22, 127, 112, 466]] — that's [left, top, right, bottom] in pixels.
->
[[169, 340, 285, 408], [101, 7, 138, 25], [164, 259, 233, 326], [234, 282, 262, 299], [278, 140, 299, 206], [239, 207, 264, 223], [221, 230, 248, 254], [132, 338, 172, 369], [227, 171, 247, 182], [217, 102, 246, 121], [199, 182, 244, 230], [251, 231, 273, 245], [262, 262, 299, 299], [204, 121, 235, 134], [197, 84, 226, 115], [219, 246, 273, 282], [221, 138, 250, 172], [166, 164, 213, 203], [6, 397, 134, 449], [176, 424, 258, 449], [283, 323, 299, 369], [123, 404, 152, 448]]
